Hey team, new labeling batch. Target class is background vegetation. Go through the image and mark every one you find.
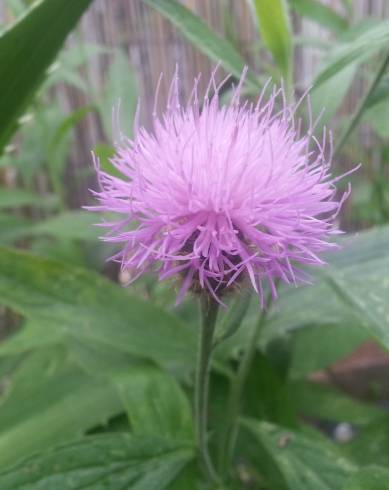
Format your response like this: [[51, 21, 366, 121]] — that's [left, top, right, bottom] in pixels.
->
[[1, 0, 389, 489]]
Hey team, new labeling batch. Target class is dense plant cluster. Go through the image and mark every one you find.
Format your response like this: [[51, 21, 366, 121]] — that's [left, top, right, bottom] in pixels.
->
[[0, 1, 389, 489]]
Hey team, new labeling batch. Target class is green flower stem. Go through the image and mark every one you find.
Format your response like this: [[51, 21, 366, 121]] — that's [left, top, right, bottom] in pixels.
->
[[334, 52, 389, 157], [220, 289, 274, 476], [195, 294, 220, 484]]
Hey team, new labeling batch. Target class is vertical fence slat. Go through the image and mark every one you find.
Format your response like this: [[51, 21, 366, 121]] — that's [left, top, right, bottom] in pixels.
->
[[0, 0, 387, 206]]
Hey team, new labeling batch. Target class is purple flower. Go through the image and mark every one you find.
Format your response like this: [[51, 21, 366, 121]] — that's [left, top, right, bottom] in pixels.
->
[[88, 69, 353, 306]]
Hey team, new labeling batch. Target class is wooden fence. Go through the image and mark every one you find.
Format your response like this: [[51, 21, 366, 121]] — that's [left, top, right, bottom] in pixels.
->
[[2, 0, 389, 206]]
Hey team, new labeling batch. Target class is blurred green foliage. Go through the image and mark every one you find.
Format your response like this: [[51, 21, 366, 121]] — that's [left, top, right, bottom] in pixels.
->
[[1, 0, 389, 489]]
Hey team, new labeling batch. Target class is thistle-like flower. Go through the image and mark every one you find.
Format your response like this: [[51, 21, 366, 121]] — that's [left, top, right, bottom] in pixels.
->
[[88, 69, 352, 306]]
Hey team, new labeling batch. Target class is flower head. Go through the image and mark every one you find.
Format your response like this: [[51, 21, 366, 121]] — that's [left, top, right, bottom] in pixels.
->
[[89, 68, 352, 306]]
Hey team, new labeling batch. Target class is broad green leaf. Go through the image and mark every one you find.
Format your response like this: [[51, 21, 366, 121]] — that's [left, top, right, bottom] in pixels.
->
[[0, 247, 196, 372], [0, 213, 30, 244], [326, 263, 389, 349], [264, 225, 389, 348], [289, 324, 369, 378], [242, 419, 356, 490], [69, 338, 194, 440], [342, 466, 389, 490], [0, 0, 93, 153], [98, 50, 138, 139], [30, 238, 92, 268], [0, 434, 194, 489], [31, 210, 100, 241], [0, 355, 21, 380], [214, 227, 389, 367], [343, 415, 389, 468], [243, 353, 297, 428], [0, 211, 101, 244], [166, 462, 200, 490], [289, 0, 348, 35], [0, 187, 57, 209], [251, 0, 292, 79], [287, 381, 383, 425], [363, 99, 389, 139], [0, 347, 124, 467], [116, 366, 194, 442], [142, 0, 258, 90], [0, 319, 63, 356], [311, 62, 357, 128], [315, 20, 389, 87], [68, 335, 142, 380]]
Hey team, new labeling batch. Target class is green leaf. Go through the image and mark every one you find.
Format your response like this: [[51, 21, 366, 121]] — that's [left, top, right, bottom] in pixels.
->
[[365, 74, 389, 110], [0, 434, 194, 489], [30, 238, 92, 268], [315, 20, 389, 87], [68, 335, 142, 379], [264, 225, 389, 349], [98, 49, 138, 139], [1, 211, 101, 243], [326, 265, 389, 349], [0, 213, 30, 244], [219, 226, 389, 366], [49, 106, 94, 156], [243, 353, 298, 428], [333, 52, 389, 155], [0, 0, 93, 153], [0, 187, 57, 209], [0, 247, 196, 372], [116, 366, 194, 442], [142, 0, 258, 90], [342, 466, 389, 490], [311, 62, 357, 128], [289, 324, 369, 378], [166, 461, 200, 490], [251, 0, 292, 79], [343, 415, 389, 468], [93, 142, 121, 178], [289, 0, 348, 35], [45, 42, 110, 92], [69, 338, 195, 442], [59, 42, 110, 70], [0, 319, 63, 356], [242, 419, 356, 490], [31, 210, 101, 241], [0, 347, 125, 468], [8, 105, 63, 184], [47, 106, 95, 201], [0, 211, 102, 245], [287, 381, 383, 425], [363, 99, 389, 139]]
